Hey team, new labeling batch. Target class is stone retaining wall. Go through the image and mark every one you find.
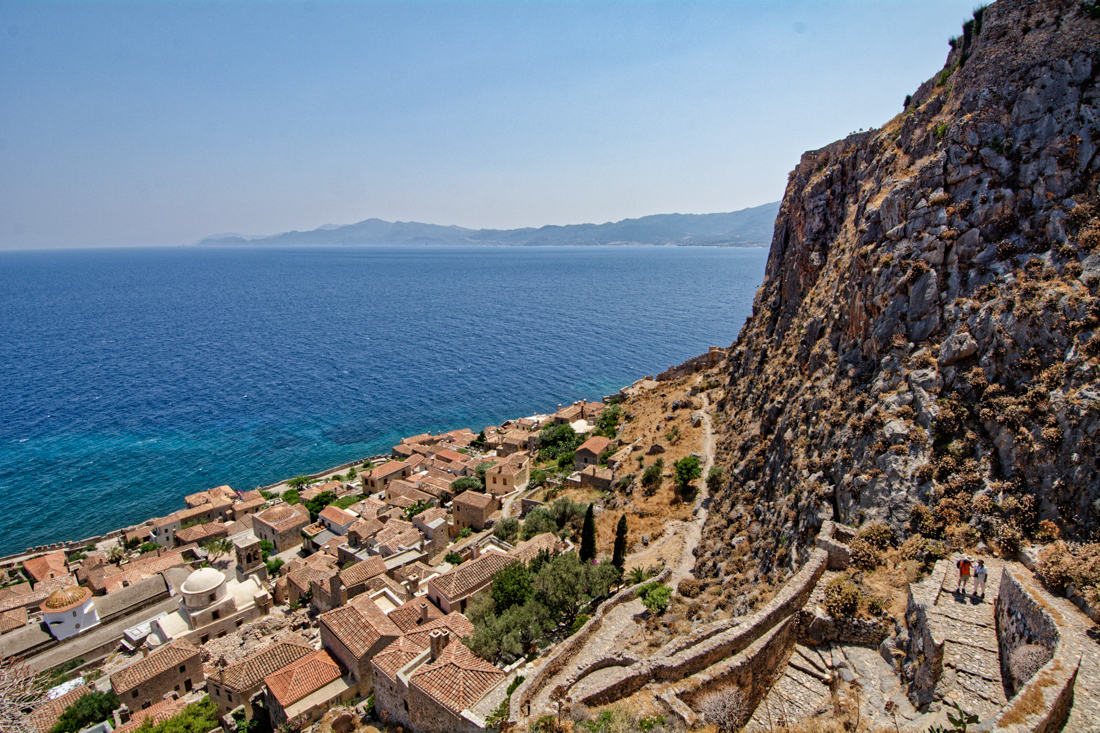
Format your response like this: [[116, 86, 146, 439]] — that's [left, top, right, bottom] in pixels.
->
[[904, 562, 949, 706], [508, 568, 672, 721], [579, 548, 829, 707], [654, 348, 726, 383], [975, 569, 1080, 733]]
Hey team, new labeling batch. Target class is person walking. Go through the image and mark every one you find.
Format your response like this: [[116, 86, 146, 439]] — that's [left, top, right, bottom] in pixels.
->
[[974, 559, 988, 600], [956, 556, 972, 594]]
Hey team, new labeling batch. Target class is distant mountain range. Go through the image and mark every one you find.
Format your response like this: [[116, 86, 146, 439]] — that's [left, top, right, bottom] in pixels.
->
[[195, 202, 780, 248]]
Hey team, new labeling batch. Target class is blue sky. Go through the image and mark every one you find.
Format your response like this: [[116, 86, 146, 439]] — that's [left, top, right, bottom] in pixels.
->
[[1, 0, 978, 249]]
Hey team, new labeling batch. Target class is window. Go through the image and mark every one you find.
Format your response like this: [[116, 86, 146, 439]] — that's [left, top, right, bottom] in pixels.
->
[[142, 701, 151, 710], [208, 593, 216, 603], [174, 685, 180, 692], [211, 610, 220, 621], [217, 630, 227, 638], [72, 611, 77, 617], [179, 665, 186, 673], [200, 634, 209, 644], [236, 619, 244, 628], [132, 691, 139, 699], [75, 623, 80, 629]]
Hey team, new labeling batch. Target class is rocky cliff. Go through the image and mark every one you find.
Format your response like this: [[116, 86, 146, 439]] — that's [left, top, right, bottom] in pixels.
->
[[698, 0, 1100, 588]]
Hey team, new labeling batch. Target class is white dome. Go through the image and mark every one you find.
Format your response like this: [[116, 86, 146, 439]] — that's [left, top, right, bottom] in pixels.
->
[[181, 567, 225, 595]]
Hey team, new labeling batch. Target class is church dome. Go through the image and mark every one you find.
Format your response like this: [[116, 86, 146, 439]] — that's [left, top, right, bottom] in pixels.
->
[[260, 505, 296, 523], [43, 586, 91, 611], [181, 567, 225, 596]]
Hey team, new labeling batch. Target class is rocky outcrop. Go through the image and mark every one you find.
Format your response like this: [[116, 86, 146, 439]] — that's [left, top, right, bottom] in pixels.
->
[[699, 0, 1100, 585]]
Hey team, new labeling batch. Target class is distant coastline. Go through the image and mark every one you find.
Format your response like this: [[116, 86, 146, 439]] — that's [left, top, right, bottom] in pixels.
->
[[194, 203, 780, 249]]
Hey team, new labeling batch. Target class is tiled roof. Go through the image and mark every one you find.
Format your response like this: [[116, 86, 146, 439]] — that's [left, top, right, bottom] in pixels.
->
[[386, 598, 443, 633], [348, 518, 383, 543], [415, 507, 447, 525], [508, 532, 561, 565], [453, 491, 494, 510], [264, 649, 343, 708], [318, 505, 356, 527], [320, 599, 400, 659], [410, 639, 505, 714], [401, 433, 434, 445], [175, 522, 228, 545], [429, 553, 514, 601], [23, 551, 68, 583], [112, 695, 189, 733], [434, 449, 466, 464], [111, 639, 199, 693], [0, 574, 77, 613], [371, 635, 427, 681], [0, 606, 28, 633], [105, 552, 186, 594], [374, 520, 417, 546], [403, 613, 474, 650], [30, 684, 90, 733], [255, 504, 308, 528], [369, 461, 408, 480], [218, 635, 313, 693], [339, 556, 386, 587], [288, 565, 335, 592], [577, 435, 611, 456]]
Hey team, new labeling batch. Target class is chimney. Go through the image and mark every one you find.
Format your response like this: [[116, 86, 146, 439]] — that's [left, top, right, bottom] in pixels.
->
[[429, 629, 443, 662], [470, 545, 480, 560], [419, 602, 429, 624], [404, 574, 419, 601], [115, 705, 131, 726], [219, 668, 226, 685]]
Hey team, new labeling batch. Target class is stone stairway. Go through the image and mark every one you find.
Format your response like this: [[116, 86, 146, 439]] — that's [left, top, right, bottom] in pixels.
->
[[923, 557, 1008, 719], [745, 644, 833, 731]]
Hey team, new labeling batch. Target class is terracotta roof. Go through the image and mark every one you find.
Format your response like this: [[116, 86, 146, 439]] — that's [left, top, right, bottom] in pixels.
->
[[239, 489, 263, 502], [318, 505, 356, 527], [320, 599, 400, 658], [105, 552, 186, 594], [577, 435, 612, 456], [434, 449, 467, 464], [175, 522, 228, 545], [0, 574, 77, 613], [410, 638, 505, 714], [288, 565, 335, 592], [508, 532, 561, 565], [264, 649, 343, 708], [371, 635, 428, 681], [0, 607, 28, 633], [401, 433, 435, 445], [339, 556, 386, 587], [415, 507, 447, 526], [369, 461, 408, 480], [374, 520, 416, 546], [255, 504, 308, 528], [111, 639, 200, 693], [30, 684, 91, 733], [453, 491, 494, 510], [430, 553, 515, 600], [218, 635, 313, 693], [112, 695, 189, 733], [348, 518, 383, 543], [386, 598, 444, 633], [23, 551, 68, 584]]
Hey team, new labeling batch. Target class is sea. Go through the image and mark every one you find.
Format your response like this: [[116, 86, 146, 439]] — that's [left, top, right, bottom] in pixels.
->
[[0, 244, 767, 556]]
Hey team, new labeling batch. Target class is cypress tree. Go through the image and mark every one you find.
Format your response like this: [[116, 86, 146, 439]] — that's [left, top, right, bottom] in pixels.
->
[[580, 503, 597, 563], [612, 514, 628, 571]]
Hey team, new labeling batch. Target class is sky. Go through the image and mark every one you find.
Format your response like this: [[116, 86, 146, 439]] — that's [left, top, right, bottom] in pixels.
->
[[0, 0, 980, 250]]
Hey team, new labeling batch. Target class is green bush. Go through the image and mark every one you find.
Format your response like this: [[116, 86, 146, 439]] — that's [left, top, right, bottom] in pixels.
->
[[50, 691, 118, 733], [451, 476, 482, 495], [445, 552, 464, 565], [132, 696, 220, 733], [638, 581, 672, 613], [570, 614, 590, 634], [857, 521, 894, 549], [641, 459, 664, 495], [849, 537, 883, 570], [494, 517, 520, 543]]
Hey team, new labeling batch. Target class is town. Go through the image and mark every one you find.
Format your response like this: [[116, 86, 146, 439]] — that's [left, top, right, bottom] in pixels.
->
[[3, 359, 721, 733]]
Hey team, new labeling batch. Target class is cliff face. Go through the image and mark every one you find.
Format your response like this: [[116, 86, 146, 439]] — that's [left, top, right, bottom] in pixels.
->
[[698, 0, 1100, 586]]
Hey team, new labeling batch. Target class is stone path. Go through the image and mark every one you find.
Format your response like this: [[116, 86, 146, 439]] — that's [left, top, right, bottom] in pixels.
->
[[524, 384, 719, 720], [925, 557, 1007, 720]]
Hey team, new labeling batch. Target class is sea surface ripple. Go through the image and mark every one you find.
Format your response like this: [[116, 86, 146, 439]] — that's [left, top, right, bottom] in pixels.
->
[[0, 245, 766, 555]]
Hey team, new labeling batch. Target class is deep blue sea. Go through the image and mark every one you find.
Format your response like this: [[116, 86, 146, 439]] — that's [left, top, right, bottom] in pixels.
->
[[0, 245, 767, 556]]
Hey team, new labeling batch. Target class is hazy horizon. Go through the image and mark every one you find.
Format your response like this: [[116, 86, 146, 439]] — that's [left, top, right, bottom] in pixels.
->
[[1, 0, 979, 250]]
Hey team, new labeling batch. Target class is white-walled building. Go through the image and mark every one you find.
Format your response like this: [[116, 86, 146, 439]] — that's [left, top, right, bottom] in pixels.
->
[[150, 567, 270, 646], [41, 586, 100, 641]]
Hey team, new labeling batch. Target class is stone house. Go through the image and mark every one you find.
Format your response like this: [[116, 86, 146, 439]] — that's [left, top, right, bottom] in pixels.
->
[[174, 521, 229, 548], [310, 555, 387, 612], [251, 504, 310, 553], [319, 595, 401, 693], [407, 634, 506, 733], [263, 648, 357, 728], [484, 454, 530, 496], [111, 695, 189, 733], [553, 400, 604, 426], [574, 435, 612, 470], [318, 505, 357, 535], [299, 480, 343, 504], [110, 638, 202, 711], [412, 508, 449, 559], [206, 635, 313, 719], [427, 551, 515, 614], [452, 492, 498, 532], [151, 502, 233, 547], [369, 519, 425, 557], [386, 597, 444, 633], [149, 567, 270, 646], [580, 465, 614, 491], [29, 684, 91, 733], [370, 614, 475, 730], [362, 460, 413, 493]]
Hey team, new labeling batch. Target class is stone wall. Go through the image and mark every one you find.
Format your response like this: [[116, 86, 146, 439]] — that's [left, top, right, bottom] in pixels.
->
[[974, 569, 1081, 733], [654, 348, 726, 383], [996, 568, 1058, 696], [508, 567, 672, 722], [579, 548, 828, 707], [903, 562, 949, 706]]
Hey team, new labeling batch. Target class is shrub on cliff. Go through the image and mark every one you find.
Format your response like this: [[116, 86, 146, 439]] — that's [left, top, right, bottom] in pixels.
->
[[848, 537, 883, 570], [641, 459, 663, 496], [677, 578, 702, 598], [697, 686, 748, 733], [823, 577, 860, 618], [1008, 643, 1051, 691], [857, 521, 894, 549]]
